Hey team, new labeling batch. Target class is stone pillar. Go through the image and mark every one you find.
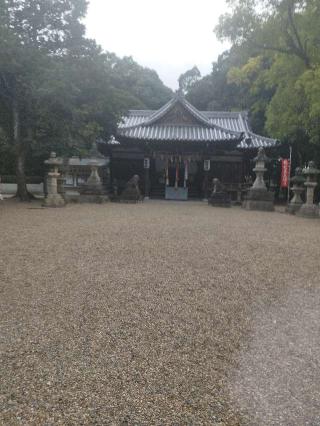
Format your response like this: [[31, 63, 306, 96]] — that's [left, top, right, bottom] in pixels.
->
[[236, 184, 242, 204], [43, 152, 66, 208], [144, 157, 150, 200], [57, 176, 66, 199], [0, 177, 3, 201], [242, 147, 274, 211], [297, 161, 320, 218], [287, 167, 305, 214]]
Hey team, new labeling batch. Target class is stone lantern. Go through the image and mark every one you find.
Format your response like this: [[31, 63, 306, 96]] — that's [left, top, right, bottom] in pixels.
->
[[242, 147, 274, 211], [287, 167, 305, 214], [252, 148, 269, 190], [43, 152, 66, 207], [297, 161, 320, 218], [79, 142, 109, 203]]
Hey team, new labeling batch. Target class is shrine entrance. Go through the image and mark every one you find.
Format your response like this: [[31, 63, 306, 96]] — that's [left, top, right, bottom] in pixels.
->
[[149, 154, 202, 200], [165, 157, 188, 200]]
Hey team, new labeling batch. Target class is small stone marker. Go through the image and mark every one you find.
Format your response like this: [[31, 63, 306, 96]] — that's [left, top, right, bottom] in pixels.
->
[[242, 147, 274, 211], [43, 152, 66, 208], [297, 161, 320, 218], [287, 167, 305, 214]]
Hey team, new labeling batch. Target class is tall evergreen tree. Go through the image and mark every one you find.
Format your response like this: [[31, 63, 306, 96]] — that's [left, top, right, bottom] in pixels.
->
[[0, 0, 89, 199]]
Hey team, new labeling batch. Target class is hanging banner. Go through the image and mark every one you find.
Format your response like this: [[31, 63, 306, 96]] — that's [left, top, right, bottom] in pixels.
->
[[280, 158, 290, 188], [165, 160, 169, 186], [184, 160, 189, 188], [175, 163, 179, 189]]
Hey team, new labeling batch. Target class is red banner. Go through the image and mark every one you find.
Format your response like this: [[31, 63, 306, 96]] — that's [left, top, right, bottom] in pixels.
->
[[280, 159, 290, 188]]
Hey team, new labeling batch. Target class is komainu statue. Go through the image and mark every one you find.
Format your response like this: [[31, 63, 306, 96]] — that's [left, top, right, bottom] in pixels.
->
[[120, 175, 142, 203], [208, 178, 231, 207]]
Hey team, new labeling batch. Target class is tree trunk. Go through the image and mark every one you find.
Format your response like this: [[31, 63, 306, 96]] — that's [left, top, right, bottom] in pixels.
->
[[12, 98, 30, 201], [16, 147, 30, 201]]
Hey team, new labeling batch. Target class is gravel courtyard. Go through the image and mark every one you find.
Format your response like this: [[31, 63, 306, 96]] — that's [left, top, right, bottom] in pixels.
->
[[1, 200, 320, 425]]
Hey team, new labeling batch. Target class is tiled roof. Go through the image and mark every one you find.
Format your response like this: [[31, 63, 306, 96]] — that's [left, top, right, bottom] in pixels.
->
[[119, 124, 242, 142], [117, 95, 278, 149]]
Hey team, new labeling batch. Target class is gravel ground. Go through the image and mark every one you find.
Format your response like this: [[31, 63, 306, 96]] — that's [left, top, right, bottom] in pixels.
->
[[0, 200, 319, 425]]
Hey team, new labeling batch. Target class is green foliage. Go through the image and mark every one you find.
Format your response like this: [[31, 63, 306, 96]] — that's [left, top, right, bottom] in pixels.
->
[[107, 54, 172, 110], [0, 0, 172, 187], [187, 49, 247, 111], [214, 0, 320, 162], [178, 66, 201, 95], [185, 48, 272, 134]]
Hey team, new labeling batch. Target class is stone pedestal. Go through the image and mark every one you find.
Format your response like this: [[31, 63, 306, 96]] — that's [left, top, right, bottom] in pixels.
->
[[208, 178, 231, 207], [297, 162, 320, 218], [287, 167, 305, 214], [43, 153, 66, 208], [57, 176, 66, 200], [242, 147, 274, 211], [0, 179, 3, 201], [79, 160, 109, 204]]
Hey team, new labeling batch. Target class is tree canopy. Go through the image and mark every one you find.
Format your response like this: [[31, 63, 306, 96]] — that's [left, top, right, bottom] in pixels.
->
[[185, 0, 320, 164], [215, 0, 320, 162], [0, 0, 172, 199], [178, 66, 201, 95]]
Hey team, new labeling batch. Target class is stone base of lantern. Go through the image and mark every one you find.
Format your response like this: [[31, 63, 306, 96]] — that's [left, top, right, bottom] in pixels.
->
[[79, 194, 109, 204], [79, 183, 109, 204], [242, 188, 274, 212], [296, 203, 319, 218], [286, 203, 303, 215], [43, 193, 66, 208]]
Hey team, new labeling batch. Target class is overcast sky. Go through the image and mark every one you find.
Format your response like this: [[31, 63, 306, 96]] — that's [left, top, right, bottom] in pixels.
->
[[85, 0, 230, 90]]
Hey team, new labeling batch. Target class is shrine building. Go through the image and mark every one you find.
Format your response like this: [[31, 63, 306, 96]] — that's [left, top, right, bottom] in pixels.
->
[[104, 93, 278, 201]]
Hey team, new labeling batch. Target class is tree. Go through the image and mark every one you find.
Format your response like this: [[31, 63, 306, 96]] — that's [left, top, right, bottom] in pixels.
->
[[215, 0, 320, 162], [178, 66, 201, 95], [0, 1, 173, 199], [0, 0, 89, 200], [106, 54, 172, 110], [216, 0, 318, 69], [186, 50, 248, 112]]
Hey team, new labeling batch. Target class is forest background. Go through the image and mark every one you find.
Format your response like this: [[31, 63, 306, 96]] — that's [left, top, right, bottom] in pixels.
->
[[0, 0, 319, 199]]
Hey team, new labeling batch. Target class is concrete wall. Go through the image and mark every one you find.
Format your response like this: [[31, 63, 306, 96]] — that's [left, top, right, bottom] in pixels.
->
[[0, 183, 44, 196]]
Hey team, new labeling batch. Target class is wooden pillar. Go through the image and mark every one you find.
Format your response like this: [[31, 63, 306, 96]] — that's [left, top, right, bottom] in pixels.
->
[[144, 157, 150, 199], [203, 159, 211, 201]]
